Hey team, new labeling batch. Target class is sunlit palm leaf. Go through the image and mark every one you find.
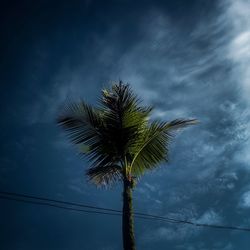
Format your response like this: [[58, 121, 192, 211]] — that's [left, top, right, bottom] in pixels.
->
[[129, 121, 171, 176], [130, 119, 198, 176]]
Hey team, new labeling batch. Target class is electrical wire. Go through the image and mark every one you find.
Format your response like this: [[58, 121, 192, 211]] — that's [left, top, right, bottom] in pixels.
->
[[0, 191, 250, 232], [0, 193, 177, 224], [0, 191, 178, 222]]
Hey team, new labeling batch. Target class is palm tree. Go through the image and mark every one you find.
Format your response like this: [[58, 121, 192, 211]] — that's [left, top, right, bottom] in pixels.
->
[[57, 81, 197, 250]]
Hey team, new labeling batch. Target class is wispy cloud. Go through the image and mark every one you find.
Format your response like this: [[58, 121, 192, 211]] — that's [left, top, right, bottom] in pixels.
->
[[195, 209, 222, 224], [238, 190, 250, 208]]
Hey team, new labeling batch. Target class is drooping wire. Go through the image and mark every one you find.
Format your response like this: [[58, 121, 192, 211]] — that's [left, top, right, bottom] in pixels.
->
[[0, 191, 250, 232]]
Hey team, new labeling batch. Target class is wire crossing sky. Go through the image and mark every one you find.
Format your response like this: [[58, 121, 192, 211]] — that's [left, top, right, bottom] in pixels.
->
[[1, 191, 250, 232]]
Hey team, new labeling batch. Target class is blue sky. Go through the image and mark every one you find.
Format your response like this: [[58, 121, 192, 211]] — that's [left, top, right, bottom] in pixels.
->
[[1, 0, 250, 249]]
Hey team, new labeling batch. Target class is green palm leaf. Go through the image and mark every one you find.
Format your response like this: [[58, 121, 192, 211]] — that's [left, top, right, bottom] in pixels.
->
[[130, 119, 198, 176]]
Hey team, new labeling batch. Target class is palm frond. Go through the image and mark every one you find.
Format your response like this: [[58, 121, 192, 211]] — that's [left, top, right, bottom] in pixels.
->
[[57, 100, 102, 145], [94, 81, 152, 162], [57, 101, 115, 169], [86, 164, 122, 187], [129, 121, 171, 176], [129, 119, 198, 176], [164, 118, 198, 131], [100, 81, 140, 113]]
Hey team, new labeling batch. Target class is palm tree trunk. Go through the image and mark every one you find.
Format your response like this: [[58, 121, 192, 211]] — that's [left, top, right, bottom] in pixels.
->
[[122, 178, 136, 250]]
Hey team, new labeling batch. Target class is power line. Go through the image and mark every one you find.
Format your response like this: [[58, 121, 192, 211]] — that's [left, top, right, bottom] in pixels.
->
[[0, 191, 178, 223], [0, 194, 179, 224], [0, 195, 122, 216], [0, 191, 250, 232]]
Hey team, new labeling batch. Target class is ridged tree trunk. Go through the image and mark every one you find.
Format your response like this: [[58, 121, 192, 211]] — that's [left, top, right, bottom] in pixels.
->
[[122, 178, 136, 250]]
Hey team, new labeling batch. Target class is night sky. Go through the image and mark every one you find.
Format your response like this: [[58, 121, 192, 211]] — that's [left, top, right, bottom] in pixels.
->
[[1, 0, 250, 249]]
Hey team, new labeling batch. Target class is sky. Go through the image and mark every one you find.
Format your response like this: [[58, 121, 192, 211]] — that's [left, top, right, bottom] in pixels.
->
[[1, 0, 250, 249]]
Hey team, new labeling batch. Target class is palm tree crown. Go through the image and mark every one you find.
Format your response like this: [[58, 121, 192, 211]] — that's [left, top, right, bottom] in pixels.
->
[[57, 81, 197, 187], [57, 81, 197, 250]]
